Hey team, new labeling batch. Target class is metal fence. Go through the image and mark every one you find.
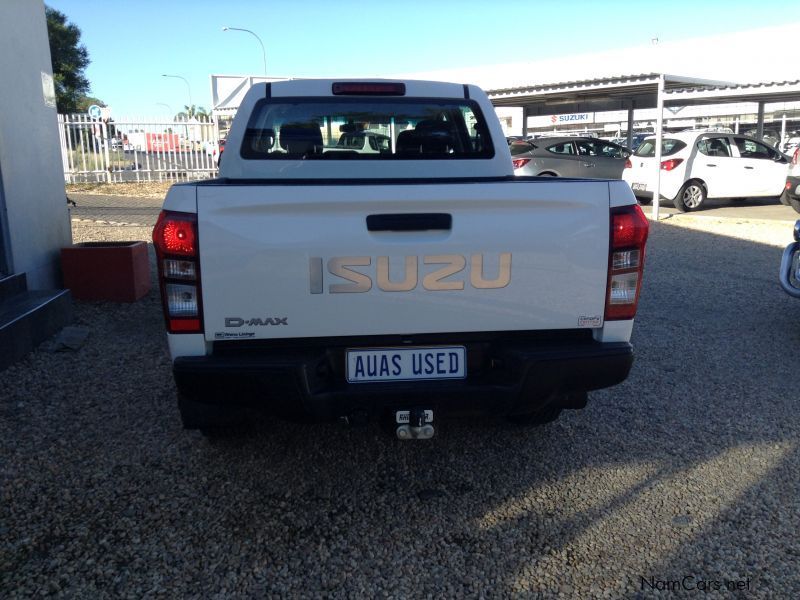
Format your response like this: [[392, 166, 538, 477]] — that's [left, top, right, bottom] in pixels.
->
[[58, 114, 221, 183]]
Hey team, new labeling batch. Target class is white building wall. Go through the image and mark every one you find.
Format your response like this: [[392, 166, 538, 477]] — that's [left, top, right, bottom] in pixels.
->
[[0, 0, 72, 288]]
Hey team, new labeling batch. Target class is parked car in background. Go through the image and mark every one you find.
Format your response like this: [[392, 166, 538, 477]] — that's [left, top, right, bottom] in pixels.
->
[[780, 220, 800, 298], [205, 138, 226, 165], [607, 133, 649, 151], [743, 128, 781, 148], [628, 133, 651, 151], [781, 136, 800, 156], [622, 131, 791, 211], [510, 137, 631, 179], [780, 147, 800, 214]]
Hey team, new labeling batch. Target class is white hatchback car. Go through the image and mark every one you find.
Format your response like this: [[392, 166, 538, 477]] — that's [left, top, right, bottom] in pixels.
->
[[622, 131, 791, 211]]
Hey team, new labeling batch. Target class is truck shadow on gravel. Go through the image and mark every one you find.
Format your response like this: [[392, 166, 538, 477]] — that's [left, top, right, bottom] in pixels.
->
[[1, 226, 799, 597]]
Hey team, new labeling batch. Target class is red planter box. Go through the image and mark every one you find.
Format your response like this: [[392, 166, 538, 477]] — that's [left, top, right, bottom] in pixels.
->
[[61, 241, 151, 302]]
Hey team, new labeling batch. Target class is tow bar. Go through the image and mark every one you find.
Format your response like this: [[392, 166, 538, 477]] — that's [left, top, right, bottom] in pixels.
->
[[395, 408, 435, 440]]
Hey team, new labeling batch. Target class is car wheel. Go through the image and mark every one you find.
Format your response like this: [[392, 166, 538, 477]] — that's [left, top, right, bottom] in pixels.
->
[[637, 196, 652, 205], [537, 172, 557, 177], [673, 181, 706, 212], [789, 196, 800, 215]]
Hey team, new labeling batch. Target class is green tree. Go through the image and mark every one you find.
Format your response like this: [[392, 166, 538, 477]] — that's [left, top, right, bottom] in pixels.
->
[[75, 96, 106, 112], [176, 105, 210, 120], [46, 6, 90, 114]]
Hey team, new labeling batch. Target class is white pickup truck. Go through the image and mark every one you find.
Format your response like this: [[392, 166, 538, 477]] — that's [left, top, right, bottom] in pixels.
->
[[152, 79, 649, 439]]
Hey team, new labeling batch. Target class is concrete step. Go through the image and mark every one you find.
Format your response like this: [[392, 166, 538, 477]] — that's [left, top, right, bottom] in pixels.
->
[[0, 288, 73, 371], [0, 273, 27, 303]]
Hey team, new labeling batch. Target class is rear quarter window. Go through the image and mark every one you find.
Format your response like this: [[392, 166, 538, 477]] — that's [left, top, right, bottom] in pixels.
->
[[634, 139, 687, 157], [509, 141, 536, 156]]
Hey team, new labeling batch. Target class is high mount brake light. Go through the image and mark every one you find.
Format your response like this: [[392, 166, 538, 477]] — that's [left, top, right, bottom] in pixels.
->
[[605, 204, 649, 321], [660, 158, 684, 171], [332, 82, 406, 96], [512, 158, 531, 169], [153, 210, 203, 334]]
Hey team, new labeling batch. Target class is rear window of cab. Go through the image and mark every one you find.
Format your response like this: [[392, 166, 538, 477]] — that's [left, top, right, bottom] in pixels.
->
[[241, 97, 494, 160], [634, 139, 687, 157]]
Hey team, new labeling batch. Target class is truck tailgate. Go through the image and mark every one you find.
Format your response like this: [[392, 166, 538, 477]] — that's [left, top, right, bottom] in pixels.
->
[[196, 180, 610, 341]]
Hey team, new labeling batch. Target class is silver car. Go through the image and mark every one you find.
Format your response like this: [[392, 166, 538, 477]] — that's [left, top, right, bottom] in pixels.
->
[[511, 137, 631, 179]]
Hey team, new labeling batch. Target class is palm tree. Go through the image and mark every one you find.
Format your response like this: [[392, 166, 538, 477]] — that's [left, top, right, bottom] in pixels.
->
[[175, 104, 210, 121]]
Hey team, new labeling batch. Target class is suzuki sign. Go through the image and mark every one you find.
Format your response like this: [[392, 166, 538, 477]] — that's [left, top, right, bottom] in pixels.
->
[[528, 112, 594, 127]]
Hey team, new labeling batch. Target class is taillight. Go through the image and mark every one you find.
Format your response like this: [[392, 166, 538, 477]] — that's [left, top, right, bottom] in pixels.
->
[[624, 158, 632, 169], [605, 204, 649, 321], [660, 158, 684, 171], [332, 82, 406, 96], [512, 158, 530, 169], [793, 148, 799, 166], [153, 210, 203, 334]]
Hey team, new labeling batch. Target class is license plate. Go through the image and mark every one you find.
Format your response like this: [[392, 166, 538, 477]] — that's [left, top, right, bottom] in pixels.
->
[[396, 409, 434, 424], [346, 346, 466, 383], [631, 182, 647, 191]]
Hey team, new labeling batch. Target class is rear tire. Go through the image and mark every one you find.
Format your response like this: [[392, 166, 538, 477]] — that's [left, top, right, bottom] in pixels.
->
[[673, 181, 706, 212], [637, 196, 652, 205]]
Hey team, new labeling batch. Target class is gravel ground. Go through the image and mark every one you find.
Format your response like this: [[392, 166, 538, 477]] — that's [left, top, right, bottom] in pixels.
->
[[1, 217, 799, 598]]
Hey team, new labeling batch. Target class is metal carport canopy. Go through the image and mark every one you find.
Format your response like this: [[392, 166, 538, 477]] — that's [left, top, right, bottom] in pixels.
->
[[486, 74, 800, 220], [487, 74, 735, 221], [487, 73, 733, 120]]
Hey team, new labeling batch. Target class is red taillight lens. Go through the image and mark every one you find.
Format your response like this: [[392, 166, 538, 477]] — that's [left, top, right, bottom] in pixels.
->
[[153, 210, 202, 334], [660, 158, 684, 171], [605, 204, 649, 321], [624, 158, 632, 169], [512, 158, 531, 169], [793, 148, 799, 166], [154, 213, 196, 256]]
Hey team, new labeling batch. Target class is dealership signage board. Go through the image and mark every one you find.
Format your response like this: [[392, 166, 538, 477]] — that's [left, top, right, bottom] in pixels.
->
[[528, 112, 594, 127]]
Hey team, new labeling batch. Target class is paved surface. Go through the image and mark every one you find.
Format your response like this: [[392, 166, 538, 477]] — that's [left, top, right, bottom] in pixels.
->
[[647, 195, 798, 222], [1, 217, 798, 597], [68, 194, 164, 227]]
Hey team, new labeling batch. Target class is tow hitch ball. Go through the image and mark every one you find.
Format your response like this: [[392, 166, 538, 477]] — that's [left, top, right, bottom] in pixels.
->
[[396, 408, 435, 440]]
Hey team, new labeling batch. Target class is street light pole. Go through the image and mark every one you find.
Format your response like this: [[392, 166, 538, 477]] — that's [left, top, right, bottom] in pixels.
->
[[222, 27, 267, 76], [155, 102, 174, 116], [161, 74, 192, 109]]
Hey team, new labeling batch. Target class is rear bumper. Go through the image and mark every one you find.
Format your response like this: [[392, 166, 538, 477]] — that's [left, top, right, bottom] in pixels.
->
[[173, 331, 634, 422]]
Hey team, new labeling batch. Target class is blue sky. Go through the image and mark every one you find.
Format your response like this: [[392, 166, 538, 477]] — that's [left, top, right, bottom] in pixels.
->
[[47, 0, 800, 116]]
